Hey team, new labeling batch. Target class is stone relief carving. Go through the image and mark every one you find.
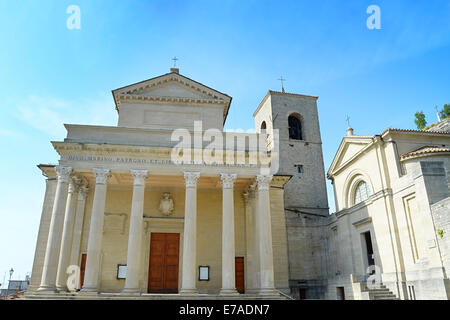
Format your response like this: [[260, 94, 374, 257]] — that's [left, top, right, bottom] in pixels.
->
[[159, 192, 174, 216]]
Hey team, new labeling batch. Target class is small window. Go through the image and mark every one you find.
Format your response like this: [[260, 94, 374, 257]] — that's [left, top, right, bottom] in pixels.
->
[[295, 164, 303, 174], [354, 181, 371, 205], [260, 121, 267, 134], [288, 115, 302, 140]]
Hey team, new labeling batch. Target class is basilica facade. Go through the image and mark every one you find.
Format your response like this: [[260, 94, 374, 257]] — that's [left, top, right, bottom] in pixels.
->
[[26, 68, 450, 300]]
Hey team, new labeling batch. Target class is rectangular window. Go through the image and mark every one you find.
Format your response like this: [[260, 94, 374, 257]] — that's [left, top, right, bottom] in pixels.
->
[[295, 164, 303, 174]]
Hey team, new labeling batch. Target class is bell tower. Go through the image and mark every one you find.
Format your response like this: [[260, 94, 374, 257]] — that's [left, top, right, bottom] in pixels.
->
[[253, 90, 329, 216]]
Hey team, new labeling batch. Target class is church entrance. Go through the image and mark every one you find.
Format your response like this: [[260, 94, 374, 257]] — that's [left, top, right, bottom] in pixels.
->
[[148, 233, 180, 293]]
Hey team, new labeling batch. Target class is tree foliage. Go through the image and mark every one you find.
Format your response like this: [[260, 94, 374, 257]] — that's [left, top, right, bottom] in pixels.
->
[[414, 111, 427, 130], [439, 104, 450, 119]]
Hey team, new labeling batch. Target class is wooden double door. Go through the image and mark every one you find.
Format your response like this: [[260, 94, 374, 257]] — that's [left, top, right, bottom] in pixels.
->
[[148, 233, 180, 293]]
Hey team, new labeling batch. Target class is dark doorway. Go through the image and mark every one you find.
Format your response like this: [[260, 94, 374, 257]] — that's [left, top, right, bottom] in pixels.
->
[[299, 288, 307, 300], [337, 287, 345, 300], [364, 231, 375, 273]]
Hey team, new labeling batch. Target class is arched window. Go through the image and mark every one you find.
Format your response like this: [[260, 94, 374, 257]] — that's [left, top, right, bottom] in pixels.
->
[[354, 181, 371, 205], [288, 115, 302, 140], [260, 121, 267, 132]]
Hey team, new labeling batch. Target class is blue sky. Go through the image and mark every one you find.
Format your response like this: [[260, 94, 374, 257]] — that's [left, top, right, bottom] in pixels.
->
[[0, 0, 449, 287]]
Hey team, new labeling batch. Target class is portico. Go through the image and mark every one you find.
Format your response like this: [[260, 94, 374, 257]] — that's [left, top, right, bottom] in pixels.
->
[[27, 68, 291, 299], [32, 163, 281, 297]]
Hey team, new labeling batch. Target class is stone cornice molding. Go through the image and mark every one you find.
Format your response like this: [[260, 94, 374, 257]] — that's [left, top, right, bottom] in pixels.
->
[[93, 168, 111, 185], [220, 173, 237, 189], [183, 171, 200, 188], [335, 188, 393, 217], [270, 175, 292, 188], [55, 166, 72, 183], [116, 93, 228, 107], [130, 169, 149, 186], [112, 72, 232, 124], [256, 174, 273, 191]]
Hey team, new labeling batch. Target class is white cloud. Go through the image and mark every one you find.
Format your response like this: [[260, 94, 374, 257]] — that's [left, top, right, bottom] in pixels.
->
[[14, 94, 117, 139]]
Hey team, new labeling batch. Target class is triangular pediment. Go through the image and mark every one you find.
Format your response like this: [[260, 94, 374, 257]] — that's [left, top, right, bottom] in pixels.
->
[[113, 72, 231, 107], [112, 72, 232, 124], [328, 136, 373, 177]]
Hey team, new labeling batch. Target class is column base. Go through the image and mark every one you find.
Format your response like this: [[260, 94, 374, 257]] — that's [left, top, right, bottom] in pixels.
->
[[56, 286, 68, 293], [80, 287, 99, 294], [219, 288, 240, 296], [36, 286, 58, 294], [180, 288, 198, 295]]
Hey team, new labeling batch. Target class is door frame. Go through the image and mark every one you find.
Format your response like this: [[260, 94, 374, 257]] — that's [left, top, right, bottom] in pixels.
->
[[144, 222, 184, 293], [147, 232, 181, 294]]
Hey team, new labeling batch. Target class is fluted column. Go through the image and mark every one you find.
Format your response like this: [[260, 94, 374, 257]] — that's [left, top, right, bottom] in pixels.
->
[[220, 173, 239, 295], [69, 184, 89, 270], [123, 170, 148, 294], [56, 177, 80, 291], [180, 171, 200, 294], [37, 166, 72, 292], [256, 174, 276, 295], [81, 168, 111, 293]]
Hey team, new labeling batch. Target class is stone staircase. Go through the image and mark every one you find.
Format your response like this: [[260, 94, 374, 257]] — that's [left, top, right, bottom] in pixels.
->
[[360, 283, 397, 300]]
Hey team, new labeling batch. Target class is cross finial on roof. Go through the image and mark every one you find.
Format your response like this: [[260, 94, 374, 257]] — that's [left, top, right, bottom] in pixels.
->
[[345, 115, 354, 136], [172, 56, 178, 67], [277, 76, 286, 93]]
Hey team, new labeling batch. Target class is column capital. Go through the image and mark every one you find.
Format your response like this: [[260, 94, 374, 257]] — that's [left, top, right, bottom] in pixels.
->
[[220, 173, 237, 189], [68, 176, 83, 193], [55, 166, 72, 183], [256, 174, 273, 191], [183, 171, 200, 188], [93, 168, 111, 185], [130, 169, 148, 186]]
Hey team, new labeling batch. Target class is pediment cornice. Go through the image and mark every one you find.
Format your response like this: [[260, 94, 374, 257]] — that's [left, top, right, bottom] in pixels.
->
[[112, 72, 232, 124]]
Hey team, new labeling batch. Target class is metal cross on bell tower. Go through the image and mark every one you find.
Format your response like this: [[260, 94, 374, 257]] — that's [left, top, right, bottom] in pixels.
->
[[277, 76, 286, 93]]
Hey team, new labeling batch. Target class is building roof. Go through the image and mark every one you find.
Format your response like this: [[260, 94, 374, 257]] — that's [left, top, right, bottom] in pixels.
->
[[400, 146, 450, 160], [381, 127, 450, 137]]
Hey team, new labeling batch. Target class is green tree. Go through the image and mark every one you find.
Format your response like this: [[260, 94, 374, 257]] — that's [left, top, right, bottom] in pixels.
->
[[439, 104, 450, 119], [414, 111, 427, 129]]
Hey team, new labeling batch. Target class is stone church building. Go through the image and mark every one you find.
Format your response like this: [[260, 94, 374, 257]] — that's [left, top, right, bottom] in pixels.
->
[[25, 68, 450, 300]]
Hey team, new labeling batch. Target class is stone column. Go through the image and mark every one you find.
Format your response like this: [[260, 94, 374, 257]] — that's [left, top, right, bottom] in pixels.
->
[[37, 166, 72, 292], [69, 184, 89, 269], [243, 190, 255, 293], [249, 185, 261, 292], [56, 177, 80, 291], [256, 174, 276, 295], [81, 168, 111, 293], [219, 173, 239, 295], [180, 171, 200, 294], [123, 170, 148, 294]]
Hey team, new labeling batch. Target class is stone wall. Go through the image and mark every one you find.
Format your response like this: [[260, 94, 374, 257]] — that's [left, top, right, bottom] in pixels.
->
[[431, 197, 450, 283]]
